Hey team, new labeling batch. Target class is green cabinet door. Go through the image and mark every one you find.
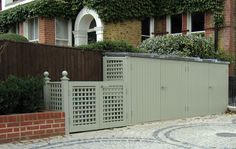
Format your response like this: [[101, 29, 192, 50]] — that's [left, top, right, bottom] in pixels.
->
[[160, 60, 187, 120], [187, 62, 209, 117], [130, 58, 161, 124], [209, 64, 228, 114]]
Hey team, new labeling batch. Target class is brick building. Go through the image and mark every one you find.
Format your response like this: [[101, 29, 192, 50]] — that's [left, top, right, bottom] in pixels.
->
[[1, 0, 236, 75]]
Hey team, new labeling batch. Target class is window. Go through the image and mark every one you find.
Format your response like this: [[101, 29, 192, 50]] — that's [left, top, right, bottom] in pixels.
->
[[190, 12, 205, 33], [87, 19, 97, 44], [141, 18, 151, 41], [170, 14, 182, 34], [27, 18, 38, 42], [56, 18, 69, 46], [9, 23, 19, 34]]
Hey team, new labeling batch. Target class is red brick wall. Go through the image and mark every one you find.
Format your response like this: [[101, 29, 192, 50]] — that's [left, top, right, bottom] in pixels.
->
[[39, 17, 55, 45], [218, 0, 236, 75], [0, 111, 65, 144]]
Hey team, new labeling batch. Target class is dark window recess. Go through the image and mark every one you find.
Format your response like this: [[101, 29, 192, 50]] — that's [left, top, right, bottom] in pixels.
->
[[141, 18, 150, 41], [191, 12, 205, 32], [171, 14, 182, 34], [88, 32, 97, 44], [89, 19, 96, 29]]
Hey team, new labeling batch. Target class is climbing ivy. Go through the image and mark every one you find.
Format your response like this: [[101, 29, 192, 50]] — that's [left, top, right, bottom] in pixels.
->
[[0, 0, 225, 33]]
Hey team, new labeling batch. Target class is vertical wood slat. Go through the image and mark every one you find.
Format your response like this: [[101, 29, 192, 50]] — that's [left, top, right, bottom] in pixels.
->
[[0, 40, 103, 81]]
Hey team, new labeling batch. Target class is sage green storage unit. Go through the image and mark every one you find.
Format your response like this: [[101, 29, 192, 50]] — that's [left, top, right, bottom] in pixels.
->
[[104, 53, 229, 124]]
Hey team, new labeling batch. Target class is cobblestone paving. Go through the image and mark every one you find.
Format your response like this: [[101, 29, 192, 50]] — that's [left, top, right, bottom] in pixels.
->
[[1, 114, 236, 149]]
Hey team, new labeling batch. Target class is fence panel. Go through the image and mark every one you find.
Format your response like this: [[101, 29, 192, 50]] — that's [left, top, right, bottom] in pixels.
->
[[68, 81, 127, 132], [100, 81, 127, 128], [69, 82, 101, 132], [0, 40, 102, 81], [46, 82, 63, 111]]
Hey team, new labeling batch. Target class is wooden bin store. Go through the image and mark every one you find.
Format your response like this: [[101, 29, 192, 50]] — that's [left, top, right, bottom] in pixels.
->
[[103, 53, 229, 125]]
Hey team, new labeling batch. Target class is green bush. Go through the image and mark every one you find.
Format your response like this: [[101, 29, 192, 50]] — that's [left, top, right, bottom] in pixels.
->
[[0, 76, 44, 115], [139, 35, 232, 62], [78, 40, 141, 52], [0, 33, 28, 42]]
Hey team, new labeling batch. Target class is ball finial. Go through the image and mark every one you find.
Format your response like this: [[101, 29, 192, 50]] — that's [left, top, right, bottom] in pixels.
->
[[44, 71, 49, 77], [62, 71, 68, 77]]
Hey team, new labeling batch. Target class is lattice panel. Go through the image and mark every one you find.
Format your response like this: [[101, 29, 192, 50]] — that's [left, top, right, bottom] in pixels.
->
[[49, 83, 62, 111], [71, 86, 97, 126], [105, 60, 124, 81], [102, 85, 124, 123]]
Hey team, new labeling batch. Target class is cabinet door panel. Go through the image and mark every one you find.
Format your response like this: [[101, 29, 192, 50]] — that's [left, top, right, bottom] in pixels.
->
[[187, 62, 209, 117], [160, 60, 187, 120]]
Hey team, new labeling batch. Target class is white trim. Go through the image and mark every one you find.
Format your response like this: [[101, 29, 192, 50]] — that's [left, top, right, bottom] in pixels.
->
[[3, 0, 35, 11], [150, 17, 155, 38], [73, 7, 104, 46], [166, 15, 171, 34]]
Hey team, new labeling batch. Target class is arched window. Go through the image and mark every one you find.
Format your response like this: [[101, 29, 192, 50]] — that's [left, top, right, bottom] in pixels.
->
[[88, 19, 97, 44], [74, 7, 104, 46]]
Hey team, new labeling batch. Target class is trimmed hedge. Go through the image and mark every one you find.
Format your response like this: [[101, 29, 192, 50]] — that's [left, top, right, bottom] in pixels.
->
[[139, 35, 232, 62], [0, 76, 44, 115], [78, 40, 141, 52], [0, 33, 28, 42]]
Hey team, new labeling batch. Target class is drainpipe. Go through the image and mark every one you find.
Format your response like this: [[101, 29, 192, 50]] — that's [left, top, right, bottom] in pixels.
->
[[214, 26, 219, 52]]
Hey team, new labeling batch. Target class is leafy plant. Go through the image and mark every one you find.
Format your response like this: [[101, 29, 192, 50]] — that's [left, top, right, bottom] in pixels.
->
[[0, 76, 44, 115], [139, 35, 232, 62], [78, 40, 141, 52], [0, 33, 28, 42], [0, 0, 224, 32]]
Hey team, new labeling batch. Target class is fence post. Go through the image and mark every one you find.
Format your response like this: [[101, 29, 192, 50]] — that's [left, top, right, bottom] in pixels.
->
[[61, 71, 70, 135], [43, 71, 51, 110]]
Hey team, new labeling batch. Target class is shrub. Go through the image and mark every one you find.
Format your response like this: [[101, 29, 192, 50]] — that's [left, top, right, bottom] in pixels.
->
[[139, 35, 232, 61], [78, 40, 141, 52], [0, 76, 44, 115], [0, 33, 28, 42]]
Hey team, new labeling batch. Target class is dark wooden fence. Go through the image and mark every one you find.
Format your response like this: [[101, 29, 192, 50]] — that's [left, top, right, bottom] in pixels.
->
[[0, 40, 103, 81]]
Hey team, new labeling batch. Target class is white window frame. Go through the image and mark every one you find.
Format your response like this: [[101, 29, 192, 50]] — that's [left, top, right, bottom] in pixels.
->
[[166, 15, 182, 35], [24, 18, 39, 42], [187, 12, 205, 35], [55, 18, 72, 46], [141, 17, 155, 40]]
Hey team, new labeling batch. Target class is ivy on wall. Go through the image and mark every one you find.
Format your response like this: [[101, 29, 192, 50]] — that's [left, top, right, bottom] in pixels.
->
[[0, 0, 224, 33]]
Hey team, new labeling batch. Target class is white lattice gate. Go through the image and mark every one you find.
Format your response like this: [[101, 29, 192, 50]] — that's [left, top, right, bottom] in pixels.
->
[[69, 81, 127, 132]]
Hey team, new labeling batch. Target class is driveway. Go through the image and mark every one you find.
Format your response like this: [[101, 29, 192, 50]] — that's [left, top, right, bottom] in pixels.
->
[[1, 114, 236, 149]]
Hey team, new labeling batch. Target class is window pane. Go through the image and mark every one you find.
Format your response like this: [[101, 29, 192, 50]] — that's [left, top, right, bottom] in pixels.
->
[[56, 40, 68, 46], [142, 18, 150, 36], [191, 12, 205, 32], [88, 31, 97, 44], [171, 14, 182, 34], [28, 19, 34, 40], [34, 19, 38, 40], [89, 19, 96, 29], [56, 18, 68, 39]]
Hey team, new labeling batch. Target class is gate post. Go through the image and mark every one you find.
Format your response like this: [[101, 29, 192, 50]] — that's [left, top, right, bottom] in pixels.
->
[[43, 71, 51, 110], [61, 71, 70, 135]]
